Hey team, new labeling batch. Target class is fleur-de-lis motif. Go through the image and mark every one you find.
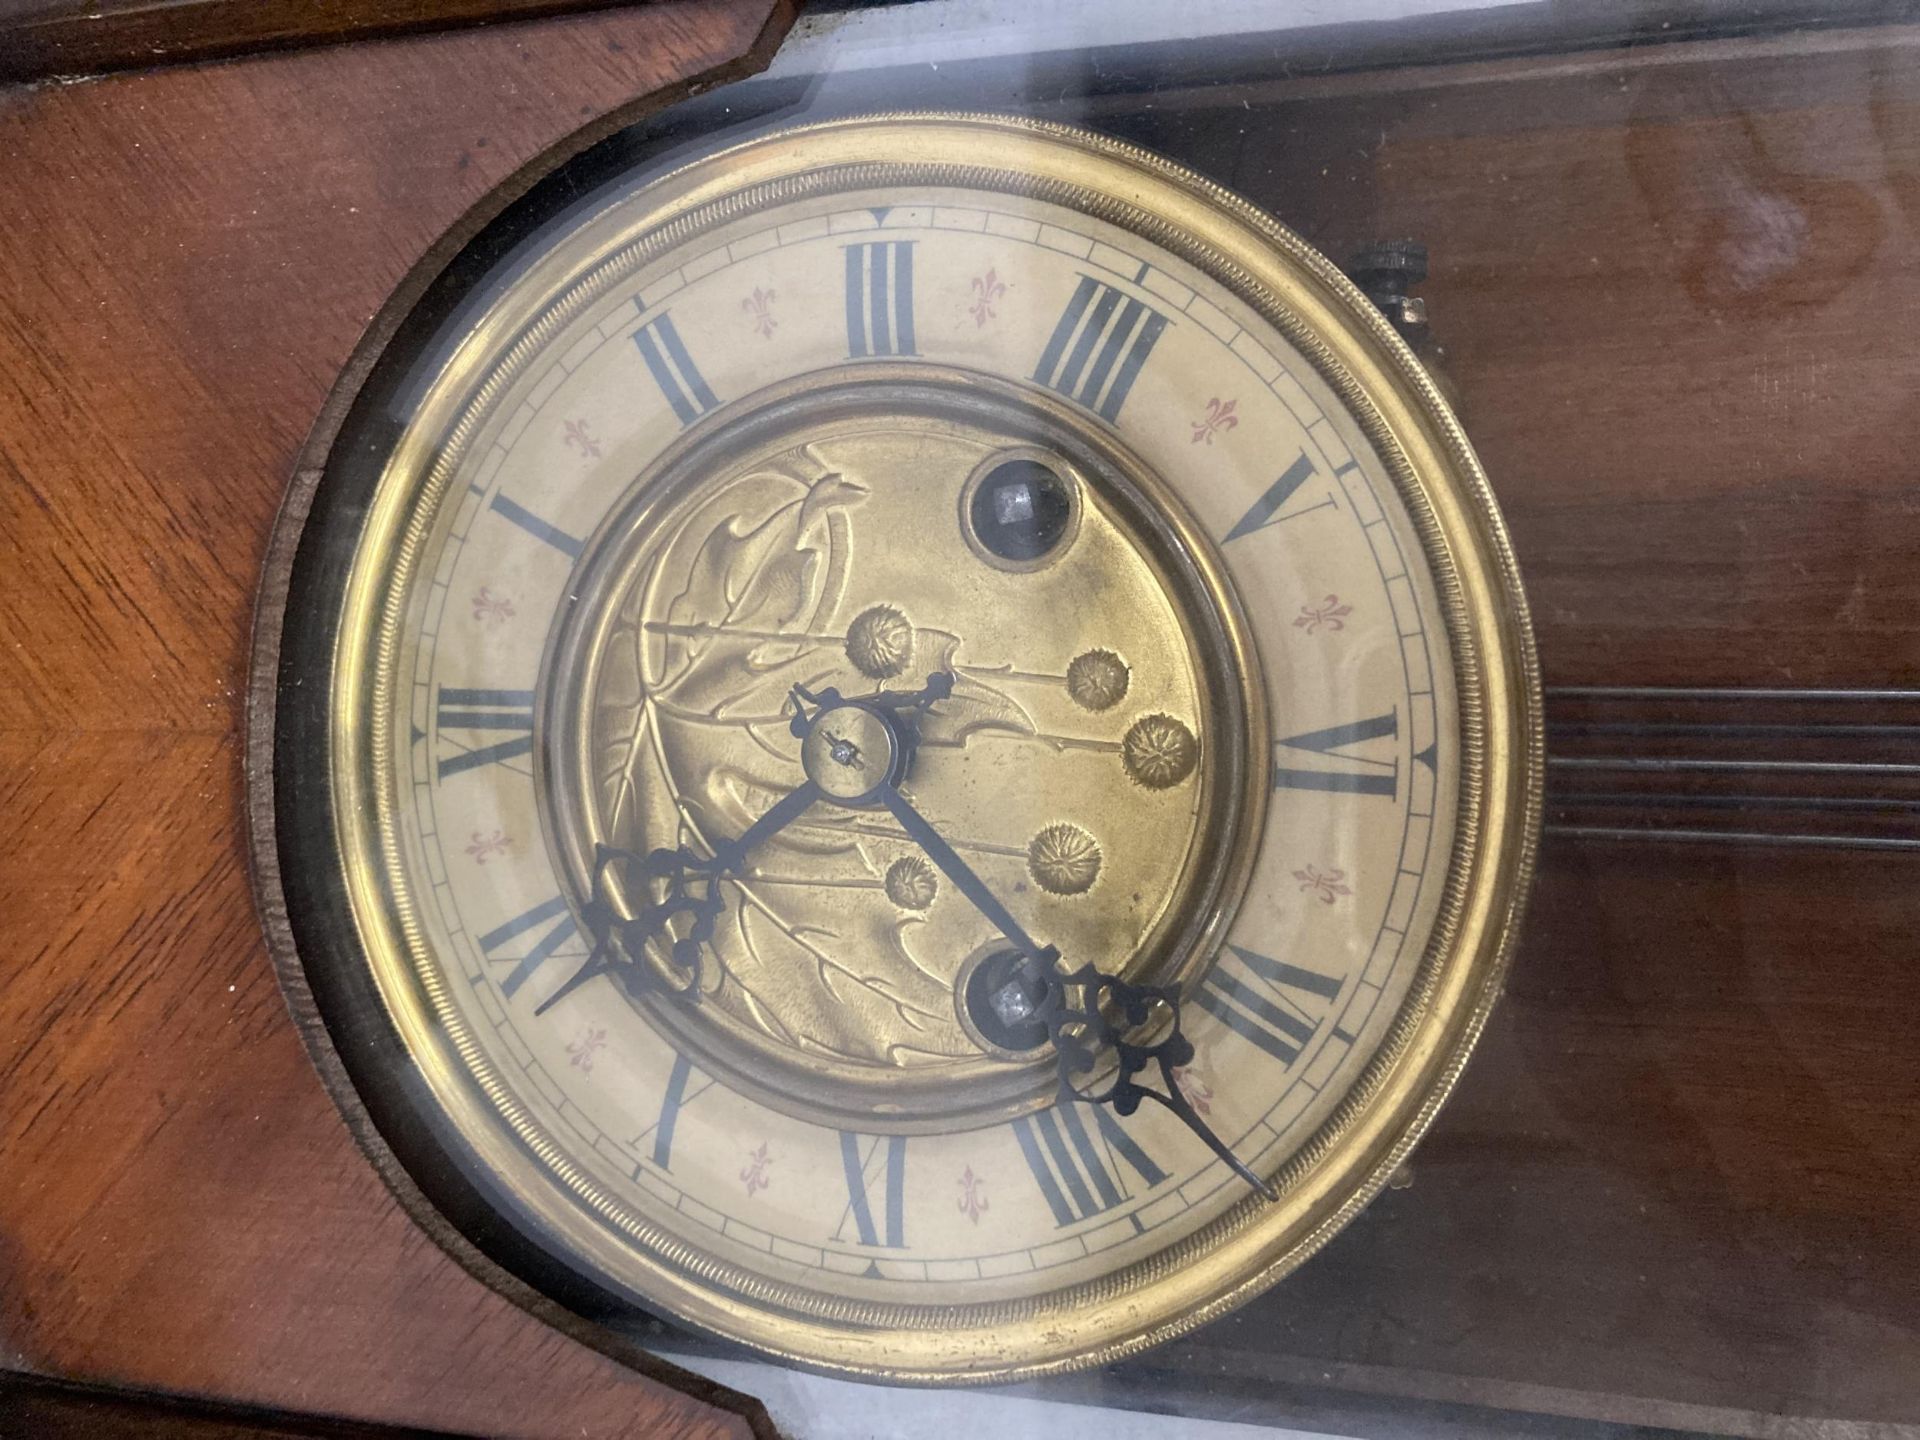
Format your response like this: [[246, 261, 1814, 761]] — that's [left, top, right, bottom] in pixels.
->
[[561, 417, 602, 459], [1293, 863, 1353, 905], [566, 1025, 607, 1073], [464, 829, 511, 864], [471, 586, 515, 627], [1191, 396, 1239, 445], [1172, 1064, 1213, 1117], [741, 1142, 773, 1197], [969, 269, 1008, 327], [1293, 595, 1353, 634], [742, 286, 778, 339], [957, 1164, 988, 1224]]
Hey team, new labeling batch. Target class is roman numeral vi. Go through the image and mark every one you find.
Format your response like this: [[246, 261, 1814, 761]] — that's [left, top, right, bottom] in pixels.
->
[[838, 1132, 907, 1249], [436, 687, 534, 779], [1273, 709, 1399, 799]]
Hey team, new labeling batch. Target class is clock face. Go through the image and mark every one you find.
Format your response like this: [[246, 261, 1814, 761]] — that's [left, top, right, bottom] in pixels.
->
[[268, 113, 1540, 1380]]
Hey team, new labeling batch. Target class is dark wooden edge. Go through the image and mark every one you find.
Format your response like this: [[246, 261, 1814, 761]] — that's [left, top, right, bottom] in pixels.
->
[[14, 0, 1917, 87], [1099, 1349, 1821, 1440], [239, 7, 795, 1435], [0, 0, 692, 83], [0, 1370, 471, 1439], [977, 1357, 1740, 1440]]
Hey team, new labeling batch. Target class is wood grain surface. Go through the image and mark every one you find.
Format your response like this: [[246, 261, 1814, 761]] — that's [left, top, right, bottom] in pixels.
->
[[0, 0, 659, 82], [0, 3, 788, 1435], [1077, 25, 1920, 693]]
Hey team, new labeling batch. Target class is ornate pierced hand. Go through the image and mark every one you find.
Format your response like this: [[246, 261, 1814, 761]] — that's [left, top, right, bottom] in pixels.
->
[[535, 773, 822, 1017], [538, 672, 960, 1018]]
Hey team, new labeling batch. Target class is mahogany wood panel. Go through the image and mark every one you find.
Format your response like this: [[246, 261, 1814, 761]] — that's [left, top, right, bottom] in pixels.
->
[[0, 2, 788, 1435], [1130, 840, 1920, 1432], [0, 0, 660, 82]]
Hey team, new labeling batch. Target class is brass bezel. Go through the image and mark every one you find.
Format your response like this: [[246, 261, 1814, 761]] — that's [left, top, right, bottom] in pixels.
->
[[314, 112, 1544, 1383]]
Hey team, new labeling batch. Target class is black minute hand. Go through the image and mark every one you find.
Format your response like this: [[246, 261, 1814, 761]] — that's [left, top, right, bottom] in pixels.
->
[[877, 787, 1046, 961]]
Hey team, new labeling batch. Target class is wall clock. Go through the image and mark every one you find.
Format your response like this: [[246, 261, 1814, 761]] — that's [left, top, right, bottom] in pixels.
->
[[255, 109, 1541, 1382]]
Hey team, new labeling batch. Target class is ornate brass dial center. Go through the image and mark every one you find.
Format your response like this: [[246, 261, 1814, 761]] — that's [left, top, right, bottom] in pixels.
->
[[540, 365, 1264, 1131]]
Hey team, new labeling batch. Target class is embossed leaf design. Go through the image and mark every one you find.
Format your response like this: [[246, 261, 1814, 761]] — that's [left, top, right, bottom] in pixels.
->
[[911, 630, 1038, 749], [588, 460, 1041, 1067], [650, 468, 864, 723], [598, 468, 847, 843], [586, 467, 926, 1064], [714, 887, 975, 1068]]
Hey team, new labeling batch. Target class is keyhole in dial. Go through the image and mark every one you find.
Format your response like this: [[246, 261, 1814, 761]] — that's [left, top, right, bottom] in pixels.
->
[[966, 457, 1075, 565], [959, 947, 1053, 1058]]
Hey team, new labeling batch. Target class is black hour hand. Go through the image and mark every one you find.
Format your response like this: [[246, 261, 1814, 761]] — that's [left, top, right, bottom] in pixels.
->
[[787, 671, 955, 739], [535, 779, 821, 1016]]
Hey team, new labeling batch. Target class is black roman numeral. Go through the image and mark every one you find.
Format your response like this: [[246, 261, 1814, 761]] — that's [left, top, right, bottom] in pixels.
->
[[488, 494, 584, 559], [632, 310, 719, 425], [1012, 1104, 1167, 1228], [648, 1053, 694, 1171], [1032, 275, 1168, 423], [1273, 709, 1399, 799], [1223, 451, 1338, 543], [1198, 945, 1342, 1067], [436, 687, 534, 779], [477, 895, 577, 1000], [844, 241, 917, 358], [838, 1132, 907, 1249]]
